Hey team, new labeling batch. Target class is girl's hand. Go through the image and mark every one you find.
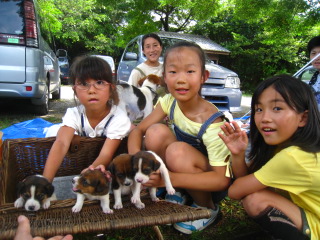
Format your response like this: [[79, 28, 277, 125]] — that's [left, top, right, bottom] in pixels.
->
[[81, 165, 112, 181], [218, 121, 248, 155], [142, 171, 165, 188]]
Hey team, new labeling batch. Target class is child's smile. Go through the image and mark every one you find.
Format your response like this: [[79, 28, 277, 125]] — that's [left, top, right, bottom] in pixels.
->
[[254, 86, 307, 145]]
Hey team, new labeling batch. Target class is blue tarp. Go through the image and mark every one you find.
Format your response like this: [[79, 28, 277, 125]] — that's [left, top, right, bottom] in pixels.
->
[[1, 118, 54, 140]]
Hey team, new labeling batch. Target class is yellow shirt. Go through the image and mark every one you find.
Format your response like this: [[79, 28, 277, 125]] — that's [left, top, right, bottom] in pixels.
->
[[254, 146, 320, 240], [159, 94, 230, 170]]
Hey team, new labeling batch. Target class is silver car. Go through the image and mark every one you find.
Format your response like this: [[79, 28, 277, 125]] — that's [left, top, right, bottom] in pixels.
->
[[0, 0, 61, 115]]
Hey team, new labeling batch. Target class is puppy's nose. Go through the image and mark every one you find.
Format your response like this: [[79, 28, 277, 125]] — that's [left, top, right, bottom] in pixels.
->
[[136, 178, 143, 183], [72, 179, 75, 184], [28, 206, 35, 211]]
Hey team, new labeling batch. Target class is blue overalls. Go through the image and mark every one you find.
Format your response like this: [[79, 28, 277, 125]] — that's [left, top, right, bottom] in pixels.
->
[[169, 100, 228, 203], [81, 113, 114, 137], [169, 100, 225, 155]]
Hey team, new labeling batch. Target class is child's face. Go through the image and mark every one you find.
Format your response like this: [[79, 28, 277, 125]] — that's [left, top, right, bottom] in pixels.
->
[[254, 86, 307, 145], [73, 78, 111, 111], [310, 46, 320, 71], [143, 37, 162, 64], [164, 47, 207, 101]]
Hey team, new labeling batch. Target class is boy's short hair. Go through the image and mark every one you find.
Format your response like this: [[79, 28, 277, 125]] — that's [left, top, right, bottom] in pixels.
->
[[307, 36, 320, 54]]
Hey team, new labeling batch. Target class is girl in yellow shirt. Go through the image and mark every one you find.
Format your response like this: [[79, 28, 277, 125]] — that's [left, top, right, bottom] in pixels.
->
[[219, 75, 320, 239]]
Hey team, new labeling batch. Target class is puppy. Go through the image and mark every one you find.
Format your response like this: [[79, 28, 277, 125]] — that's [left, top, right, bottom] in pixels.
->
[[109, 151, 175, 209], [108, 154, 136, 209], [14, 175, 56, 211], [72, 169, 113, 214], [131, 151, 175, 208], [117, 74, 162, 122]]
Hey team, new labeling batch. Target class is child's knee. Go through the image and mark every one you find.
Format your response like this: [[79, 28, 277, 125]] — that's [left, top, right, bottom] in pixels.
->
[[166, 142, 191, 171], [242, 192, 270, 217]]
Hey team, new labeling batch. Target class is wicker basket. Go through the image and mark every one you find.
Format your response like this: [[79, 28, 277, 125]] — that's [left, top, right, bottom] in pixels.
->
[[0, 136, 211, 239]]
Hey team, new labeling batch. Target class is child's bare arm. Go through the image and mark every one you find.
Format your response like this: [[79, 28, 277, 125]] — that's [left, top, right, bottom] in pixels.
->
[[128, 104, 166, 154], [228, 174, 266, 200], [43, 126, 75, 182], [83, 138, 121, 172]]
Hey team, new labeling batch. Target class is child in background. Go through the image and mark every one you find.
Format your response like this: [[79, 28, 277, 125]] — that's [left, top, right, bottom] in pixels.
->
[[219, 75, 320, 239], [128, 33, 163, 87], [43, 55, 131, 183], [128, 41, 231, 234]]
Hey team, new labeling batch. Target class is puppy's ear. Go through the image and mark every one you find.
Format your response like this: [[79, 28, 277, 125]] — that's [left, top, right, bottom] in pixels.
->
[[137, 76, 147, 86], [152, 159, 161, 172], [148, 74, 161, 85], [45, 183, 55, 197], [16, 182, 26, 196], [108, 162, 115, 175], [95, 180, 107, 193]]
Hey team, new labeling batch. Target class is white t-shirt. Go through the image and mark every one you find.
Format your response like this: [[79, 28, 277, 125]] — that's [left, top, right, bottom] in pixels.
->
[[45, 105, 131, 139], [128, 62, 163, 87]]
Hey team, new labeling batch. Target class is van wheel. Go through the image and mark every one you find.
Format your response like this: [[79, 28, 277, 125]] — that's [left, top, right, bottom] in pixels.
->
[[33, 84, 49, 115], [52, 85, 61, 100]]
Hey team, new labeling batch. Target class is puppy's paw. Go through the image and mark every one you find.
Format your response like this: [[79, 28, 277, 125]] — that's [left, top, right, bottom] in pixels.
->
[[151, 196, 159, 202], [72, 204, 83, 213], [113, 203, 123, 209], [103, 208, 113, 214], [134, 201, 145, 209], [14, 197, 24, 208], [131, 196, 140, 204], [166, 187, 175, 195], [42, 199, 51, 209]]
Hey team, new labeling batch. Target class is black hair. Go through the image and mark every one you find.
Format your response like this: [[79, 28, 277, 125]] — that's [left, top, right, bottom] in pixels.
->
[[248, 74, 320, 172], [163, 41, 206, 77], [307, 36, 320, 55], [142, 33, 162, 50], [69, 55, 119, 105]]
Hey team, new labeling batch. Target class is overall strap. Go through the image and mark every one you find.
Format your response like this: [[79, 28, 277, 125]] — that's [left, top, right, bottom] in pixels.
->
[[169, 99, 177, 121], [81, 114, 114, 138], [81, 113, 86, 137], [197, 111, 225, 138], [102, 114, 114, 137], [134, 67, 146, 77]]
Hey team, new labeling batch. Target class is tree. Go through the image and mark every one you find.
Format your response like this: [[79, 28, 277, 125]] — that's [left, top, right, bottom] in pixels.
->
[[193, 0, 320, 92]]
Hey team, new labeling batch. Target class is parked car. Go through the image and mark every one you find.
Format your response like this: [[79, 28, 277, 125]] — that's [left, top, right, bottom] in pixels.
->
[[56, 49, 70, 84], [0, 0, 61, 115], [93, 55, 116, 81], [295, 65, 316, 84], [117, 32, 242, 112]]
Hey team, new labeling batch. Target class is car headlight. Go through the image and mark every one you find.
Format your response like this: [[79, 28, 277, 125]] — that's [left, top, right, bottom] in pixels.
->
[[225, 76, 240, 88]]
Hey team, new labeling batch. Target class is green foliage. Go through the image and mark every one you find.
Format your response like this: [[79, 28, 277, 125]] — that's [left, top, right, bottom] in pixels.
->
[[192, 1, 320, 92], [37, 0, 320, 92]]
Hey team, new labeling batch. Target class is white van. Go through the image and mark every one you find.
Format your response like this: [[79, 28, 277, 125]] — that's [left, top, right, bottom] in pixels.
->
[[0, 0, 61, 115]]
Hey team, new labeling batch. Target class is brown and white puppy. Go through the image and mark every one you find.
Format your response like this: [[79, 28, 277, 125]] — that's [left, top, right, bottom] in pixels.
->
[[14, 175, 56, 211], [117, 74, 162, 122], [108, 154, 136, 209], [131, 151, 175, 208], [72, 169, 113, 214]]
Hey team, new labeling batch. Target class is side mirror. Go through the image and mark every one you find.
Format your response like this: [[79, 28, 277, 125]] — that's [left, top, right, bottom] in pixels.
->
[[124, 52, 138, 60]]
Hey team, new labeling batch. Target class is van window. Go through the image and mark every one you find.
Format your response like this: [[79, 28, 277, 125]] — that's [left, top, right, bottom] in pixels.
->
[[0, 1, 25, 45]]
